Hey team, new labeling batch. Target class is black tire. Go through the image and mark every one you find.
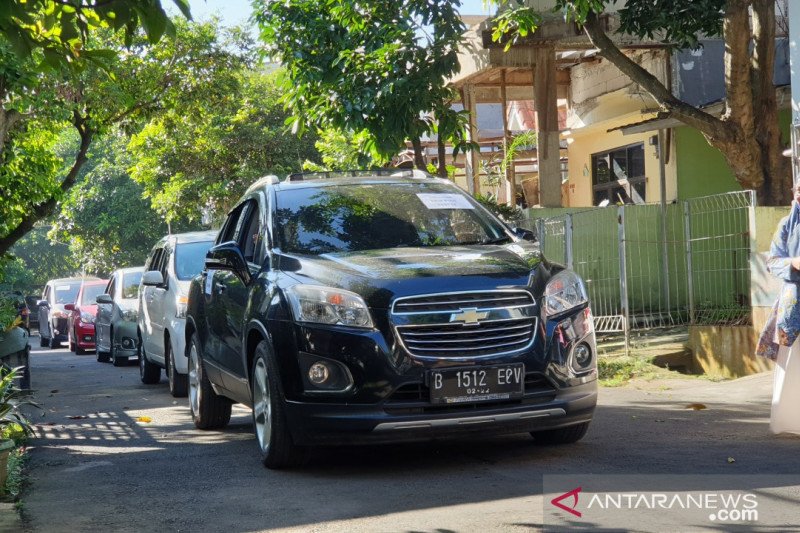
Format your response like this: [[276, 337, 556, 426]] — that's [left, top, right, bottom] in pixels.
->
[[112, 344, 127, 367], [166, 340, 188, 398], [251, 341, 305, 469], [531, 422, 590, 445], [188, 334, 231, 430], [97, 348, 110, 363], [39, 335, 48, 348], [138, 340, 161, 384], [74, 330, 86, 355], [49, 334, 59, 349]]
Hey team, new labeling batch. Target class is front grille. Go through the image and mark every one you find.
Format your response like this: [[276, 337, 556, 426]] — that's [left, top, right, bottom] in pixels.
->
[[396, 318, 535, 357], [393, 291, 533, 313]]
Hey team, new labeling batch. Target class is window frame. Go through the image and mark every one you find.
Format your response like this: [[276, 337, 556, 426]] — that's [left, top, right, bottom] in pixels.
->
[[591, 142, 647, 205]]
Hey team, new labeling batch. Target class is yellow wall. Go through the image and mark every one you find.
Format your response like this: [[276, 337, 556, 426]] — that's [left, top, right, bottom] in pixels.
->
[[565, 111, 678, 207]]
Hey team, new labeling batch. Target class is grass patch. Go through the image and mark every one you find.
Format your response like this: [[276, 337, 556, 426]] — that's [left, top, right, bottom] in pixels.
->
[[598, 355, 674, 387], [4, 447, 26, 501], [1, 424, 29, 503]]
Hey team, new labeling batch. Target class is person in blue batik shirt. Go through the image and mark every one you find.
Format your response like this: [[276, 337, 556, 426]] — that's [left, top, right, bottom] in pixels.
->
[[756, 184, 800, 434]]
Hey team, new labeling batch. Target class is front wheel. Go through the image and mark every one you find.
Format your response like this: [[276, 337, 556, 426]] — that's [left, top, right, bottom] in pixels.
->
[[530, 422, 590, 445], [139, 341, 161, 383], [188, 334, 231, 430], [251, 341, 304, 469]]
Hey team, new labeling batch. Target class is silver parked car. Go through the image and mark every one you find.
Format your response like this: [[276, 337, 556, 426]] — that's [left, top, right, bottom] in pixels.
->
[[95, 267, 144, 366], [138, 231, 216, 397]]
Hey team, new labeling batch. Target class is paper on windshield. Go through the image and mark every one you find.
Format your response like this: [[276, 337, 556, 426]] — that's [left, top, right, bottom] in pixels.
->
[[56, 285, 72, 291], [416, 193, 474, 210]]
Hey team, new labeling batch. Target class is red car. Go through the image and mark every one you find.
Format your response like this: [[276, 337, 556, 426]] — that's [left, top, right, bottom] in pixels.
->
[[66, 280, 109, 355]]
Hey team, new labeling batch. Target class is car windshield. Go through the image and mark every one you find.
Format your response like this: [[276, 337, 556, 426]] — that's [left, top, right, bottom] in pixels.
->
[[174, 241, 213, 280], [275, 182, 509, 255], [121, 271, 142, 299], [81, 284, 106, 305], [53, 283, 81, 304]]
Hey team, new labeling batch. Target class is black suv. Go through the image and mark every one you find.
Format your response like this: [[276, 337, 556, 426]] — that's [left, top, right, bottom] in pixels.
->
[[186, 170, 597, 468]]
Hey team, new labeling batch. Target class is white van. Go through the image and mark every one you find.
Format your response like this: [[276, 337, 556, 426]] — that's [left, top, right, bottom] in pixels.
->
[[138, 231, 216, 397]]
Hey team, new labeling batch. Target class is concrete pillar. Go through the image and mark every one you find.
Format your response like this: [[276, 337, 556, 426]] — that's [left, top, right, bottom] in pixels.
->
[[463, 83, 480, 195], [533, 46, 561, 207], [500, 69, 515, 206]]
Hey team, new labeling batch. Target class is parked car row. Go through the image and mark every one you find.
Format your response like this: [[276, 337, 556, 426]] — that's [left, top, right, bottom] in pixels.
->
[[40, 170, 598, 469]]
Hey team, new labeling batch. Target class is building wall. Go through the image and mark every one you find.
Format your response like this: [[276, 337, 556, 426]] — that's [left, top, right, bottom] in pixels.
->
[[674, 109, 791, 201], [565, 108, 678, 207]]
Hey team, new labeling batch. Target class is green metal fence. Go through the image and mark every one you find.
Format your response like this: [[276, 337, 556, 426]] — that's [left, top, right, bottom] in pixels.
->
[[524, 191, 755, 338]]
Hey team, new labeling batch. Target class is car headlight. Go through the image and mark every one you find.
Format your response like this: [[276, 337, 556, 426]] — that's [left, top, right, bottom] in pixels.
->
[[544, 270, 588, 317], [122, 309, 138, 321], [176, 296, 188, 319], [80, 311, 96, 324], [285, 284, 373, 328]]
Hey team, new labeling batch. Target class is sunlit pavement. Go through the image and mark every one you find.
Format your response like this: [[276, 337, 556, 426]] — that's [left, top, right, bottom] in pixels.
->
[[21, 335, 800, 532]]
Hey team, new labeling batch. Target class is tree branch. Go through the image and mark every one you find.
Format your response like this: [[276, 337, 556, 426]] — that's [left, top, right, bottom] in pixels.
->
[[582, 12, 733, 142], [0, 112, 95, 258]]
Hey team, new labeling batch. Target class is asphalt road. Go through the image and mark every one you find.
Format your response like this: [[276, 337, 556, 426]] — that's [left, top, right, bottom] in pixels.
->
[[19, 336, 800, 532]]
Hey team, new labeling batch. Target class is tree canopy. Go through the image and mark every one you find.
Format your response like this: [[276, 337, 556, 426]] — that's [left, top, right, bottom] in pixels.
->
[[252, 0, 468, 174], [0, 18, 248, 257], [128, 68, 321, 224], [0, 0, 191, 70]]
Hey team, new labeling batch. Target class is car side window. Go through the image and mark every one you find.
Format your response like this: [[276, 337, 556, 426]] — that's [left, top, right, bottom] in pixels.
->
[[237, 200, 262, 263], [106, 276, 116, 300], [160, 248, 171, 279], [43, 285, 50, 302], [219, 204, 246, 244], [146, 248, 161, 272]]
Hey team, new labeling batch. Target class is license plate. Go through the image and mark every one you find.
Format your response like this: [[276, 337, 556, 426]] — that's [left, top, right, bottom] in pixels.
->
[[428, 364, 524, 405]]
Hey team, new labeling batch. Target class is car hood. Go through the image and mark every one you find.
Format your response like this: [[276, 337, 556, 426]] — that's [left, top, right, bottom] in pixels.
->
[[79, 304, 98, 315], [279, 242, 545, 308]]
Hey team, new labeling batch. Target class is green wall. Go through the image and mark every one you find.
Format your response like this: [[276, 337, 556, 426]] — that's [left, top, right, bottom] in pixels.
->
[[675, 109, 791, 200]]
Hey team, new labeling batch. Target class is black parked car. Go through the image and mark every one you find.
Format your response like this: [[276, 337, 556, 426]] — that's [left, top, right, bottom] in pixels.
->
[[186, 170, 597, 468]]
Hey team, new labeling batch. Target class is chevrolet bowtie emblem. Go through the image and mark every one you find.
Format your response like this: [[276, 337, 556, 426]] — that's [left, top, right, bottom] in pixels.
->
[[450, 307, 488, 325]]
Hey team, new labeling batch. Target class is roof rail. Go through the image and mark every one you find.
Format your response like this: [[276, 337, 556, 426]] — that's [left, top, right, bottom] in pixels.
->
[[245, 174, 280, 193], [286, 169, 434, 181]]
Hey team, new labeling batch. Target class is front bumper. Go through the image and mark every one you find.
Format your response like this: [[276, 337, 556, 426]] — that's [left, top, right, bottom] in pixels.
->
[[284, 380, 596, 445], [113, 319, 140, 358], [75, 322, 96, 349]]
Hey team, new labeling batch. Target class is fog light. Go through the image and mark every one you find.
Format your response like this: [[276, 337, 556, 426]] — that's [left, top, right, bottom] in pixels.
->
[[308, 362, 330, 385], [574, 343, 592, 368]]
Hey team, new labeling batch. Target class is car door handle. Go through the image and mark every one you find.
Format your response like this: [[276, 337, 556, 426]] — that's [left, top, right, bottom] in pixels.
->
[[216, 283, 226, 294]]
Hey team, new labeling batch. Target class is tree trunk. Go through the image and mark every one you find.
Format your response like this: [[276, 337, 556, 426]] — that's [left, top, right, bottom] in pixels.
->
[[437, 135, 447, 178], [581, 8, 787, 205], [752, 0, 791, 205], [410, 137, 427, 171], [0, 114, 94, 257]]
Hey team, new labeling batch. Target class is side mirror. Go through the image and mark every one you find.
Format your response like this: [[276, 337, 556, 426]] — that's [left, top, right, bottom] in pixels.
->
[[64, 303, 75, 311], [205, 241, 251, 283], [36, 300, 48, 308], [510, 227, 536, 242], [142, 270, 165, 287], [96, 294, 113, 305]]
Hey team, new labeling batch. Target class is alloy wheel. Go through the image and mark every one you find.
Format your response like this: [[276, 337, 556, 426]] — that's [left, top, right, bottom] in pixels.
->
[[188, 344, 200, 417], [252, 358, 272, 453]]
